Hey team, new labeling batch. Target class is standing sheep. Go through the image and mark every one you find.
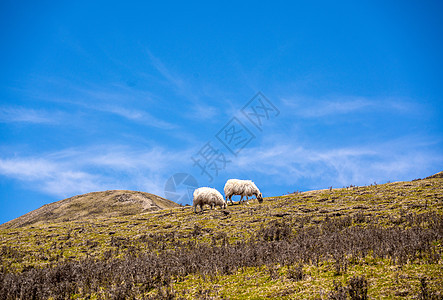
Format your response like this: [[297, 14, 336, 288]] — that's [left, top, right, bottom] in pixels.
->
[[193, 187, 227, 213], [224, 179, 263, 205]]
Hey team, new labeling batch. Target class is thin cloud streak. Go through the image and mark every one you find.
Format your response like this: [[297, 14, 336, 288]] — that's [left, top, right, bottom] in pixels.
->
[[232, 136, 443, 189], [0, 135, 440, 201], [281, 95, 425, 118], [12, 76, 177, 130], [145, 49, 232, 122], [0, 145, 194, 199], [0, 157, 103, 196], [185, 103, 219, 121], [146, 50, 185, 90], [0, 107, 60, 124], [95, 105, 177, 130]]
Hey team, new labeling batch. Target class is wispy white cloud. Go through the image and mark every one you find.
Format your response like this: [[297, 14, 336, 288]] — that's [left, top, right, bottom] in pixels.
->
[[0, 158, 57, 179], [22, 78, 177, 130], [1, 134, 440, 202], [281, 95, 425, 118], [0, 145, 194, 199], [301, 98, 372, 117], [146, 50, 185, 90], [0, 157, 103, 196], [185, 103, 219, 121], [145, 50, 232, 121], [95, 105, 177, 129], [77, 145, 192, 172], [231, 135, 443, 189], [0, 106, 60, 124]]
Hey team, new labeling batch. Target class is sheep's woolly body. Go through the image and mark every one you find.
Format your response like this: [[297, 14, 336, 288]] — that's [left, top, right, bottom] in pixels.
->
[[224, 179, 263, 205], [193, 187, 226, 213]]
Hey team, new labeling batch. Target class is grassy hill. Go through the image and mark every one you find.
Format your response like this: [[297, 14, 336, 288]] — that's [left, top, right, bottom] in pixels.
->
[[0, 190, 180, 229], [0, 174, 442, 299]]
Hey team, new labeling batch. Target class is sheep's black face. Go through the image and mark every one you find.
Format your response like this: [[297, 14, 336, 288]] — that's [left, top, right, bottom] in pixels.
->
[[257, 193, 263, 203]]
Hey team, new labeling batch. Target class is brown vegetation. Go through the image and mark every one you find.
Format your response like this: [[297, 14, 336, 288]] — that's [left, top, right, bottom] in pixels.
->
[[0, 173, 442, 299], [1, 190, 179, 229]]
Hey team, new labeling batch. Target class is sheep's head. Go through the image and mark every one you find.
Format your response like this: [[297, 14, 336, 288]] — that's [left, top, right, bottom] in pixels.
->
[[257, 193, 263, 203]]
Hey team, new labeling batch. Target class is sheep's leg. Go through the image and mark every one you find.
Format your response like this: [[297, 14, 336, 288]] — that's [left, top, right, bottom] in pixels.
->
[[194, 205, 197, 213], [229, 195, 234, 205], [246, 196, 249, 205]]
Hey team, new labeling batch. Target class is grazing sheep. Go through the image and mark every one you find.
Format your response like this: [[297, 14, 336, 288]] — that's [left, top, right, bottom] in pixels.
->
[[224, 179, 263, 205], [193, 187, 227, 213]]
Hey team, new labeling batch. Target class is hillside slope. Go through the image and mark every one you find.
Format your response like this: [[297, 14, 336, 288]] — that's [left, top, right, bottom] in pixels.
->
[[0, 173, 442, 299], [0, 190, 180, 229]]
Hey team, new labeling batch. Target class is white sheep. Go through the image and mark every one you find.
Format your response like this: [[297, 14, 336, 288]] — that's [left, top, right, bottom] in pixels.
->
[[224, 179, 263, 205], [193, 187, 227, 213]]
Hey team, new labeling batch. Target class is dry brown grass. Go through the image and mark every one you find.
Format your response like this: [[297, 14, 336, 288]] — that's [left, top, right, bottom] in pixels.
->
[[0, 190, 180, 229], [0, 174, 442, 299]]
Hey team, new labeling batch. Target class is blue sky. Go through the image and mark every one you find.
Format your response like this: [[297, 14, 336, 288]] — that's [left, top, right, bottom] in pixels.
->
[[1, 1, 442, 224]]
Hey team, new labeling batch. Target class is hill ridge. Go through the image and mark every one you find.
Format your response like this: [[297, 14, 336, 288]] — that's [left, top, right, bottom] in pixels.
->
[[0, 172, 442, 298], [1, 190, 179, 229]]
